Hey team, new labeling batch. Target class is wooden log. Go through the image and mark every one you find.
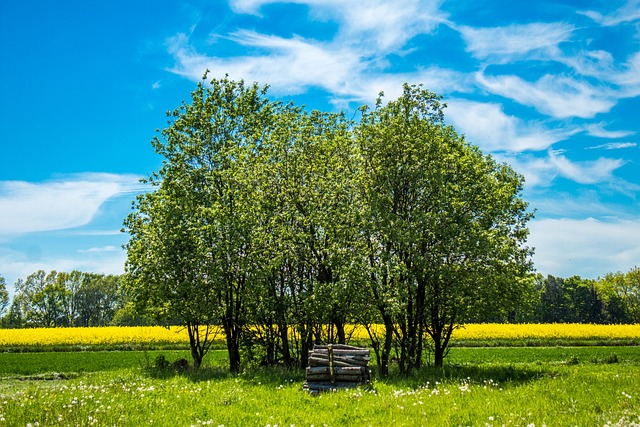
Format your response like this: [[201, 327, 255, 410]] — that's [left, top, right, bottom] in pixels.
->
[[307, 366, 364, 375], [308, 357, 362, 368], [306, 373, 363, 382], [313, 344, 365, 351], [310, 349, 370, 356], [308, 354, 370, 366], [308, 352, 370, 361], [328, 345, 335, 385], [305, 345, 370, 392], [305, 383, 362, 392]]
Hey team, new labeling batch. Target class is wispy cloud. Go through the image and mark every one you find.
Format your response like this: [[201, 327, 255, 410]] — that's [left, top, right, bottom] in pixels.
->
[[562, 50, 640, 99], [584, 122, 635, 139], [500, 150, 626, 189], [547, 150, 626, 184], [229, 0, 447, 51], [588, 142, 638, 150], [168, 31, 365, 97], [476, 72, 616, 119], [445, 99, 575, 152], [611, 51, 640, 98], [529, 217, 640, 278], [456, 22, 574, 62], [0, 174, 145, 237], [168, 27, 469, 106], [579, 0, 640, 26], [78, 245, 119, 253]]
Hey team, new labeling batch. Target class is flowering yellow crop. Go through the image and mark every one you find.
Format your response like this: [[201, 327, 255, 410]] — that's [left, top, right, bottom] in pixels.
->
[[348, 323, 640, 342], [0, 326, 209, 348], [0, 323, 638, 348], [451, 323, 640, 341]]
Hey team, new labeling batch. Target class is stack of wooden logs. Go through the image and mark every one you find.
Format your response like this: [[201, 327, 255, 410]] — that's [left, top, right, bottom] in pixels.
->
[[304, 344, 370, 393]]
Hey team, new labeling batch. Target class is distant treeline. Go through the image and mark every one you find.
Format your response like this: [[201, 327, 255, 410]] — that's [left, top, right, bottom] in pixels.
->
[[495, 268, 640, 324], [1, 267, 638, 329], [0, 270, 143, 329]]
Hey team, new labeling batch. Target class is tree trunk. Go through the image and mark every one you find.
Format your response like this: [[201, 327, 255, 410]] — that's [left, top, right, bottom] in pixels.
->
[[223, 317, 241, 373], [279, 322, 293, 368], [265, 325, 276, 366], [433, 342, 445, 367], [335, 320, 346, 345], [300, 323, 314, 369], [187, 322, 204, 369], [191, 345, 203, 369], [430, 321, 454, 368], [380, 316, 394, 377], [225, 328, 241, 373]]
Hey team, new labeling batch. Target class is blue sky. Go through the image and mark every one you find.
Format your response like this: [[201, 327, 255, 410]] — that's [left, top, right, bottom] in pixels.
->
[[1, 0, 639, 294]]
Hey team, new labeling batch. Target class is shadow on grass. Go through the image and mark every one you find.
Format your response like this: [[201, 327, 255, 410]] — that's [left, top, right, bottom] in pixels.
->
[[143, 360, 306, 385], [373, 363, 556, 389], [144, 360, 551, 391]]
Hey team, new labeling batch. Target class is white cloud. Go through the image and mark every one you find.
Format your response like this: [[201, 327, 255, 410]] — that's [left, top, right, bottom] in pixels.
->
[[529, 217, 640, 278], [547, 150, 625, 184], [229, 0, 446, 51], [168, 31, 365, 96], [164, 0, 462, 106], [0, 174, 144, 237], [588, 142, 638, 150], [579, 0, 640, 26], [584, 122, 635, 139], [168, 29, 469, 106], [78, 246, 119, 253], [445, 99, 574, 152], [562, 49, 640, 99], [610, 51, 640, 98], [498, 150, 625, 189], [562, 50, 616, 80], [457, 22, 573, 62], [476, 72, 616, 119]]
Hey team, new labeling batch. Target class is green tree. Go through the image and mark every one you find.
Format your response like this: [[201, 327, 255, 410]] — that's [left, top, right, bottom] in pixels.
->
[[622, 266, 640, 322], [538, 275, 605, 323], [249, 107, 361, 368], [75, 274, 122, 327], [13, 270, 69, 327], [0, 276, 9, 320], [356, 85, 533, 370], [124, 73, 276, 371], [600, 267, 640, 323]]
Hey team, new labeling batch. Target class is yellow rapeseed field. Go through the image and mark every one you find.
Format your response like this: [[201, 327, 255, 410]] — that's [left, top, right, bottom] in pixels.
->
[[0, 326, 199, 347], [348, 323, 640, 342], [450, 323, 640, 341], [0, 324, 638, 347]]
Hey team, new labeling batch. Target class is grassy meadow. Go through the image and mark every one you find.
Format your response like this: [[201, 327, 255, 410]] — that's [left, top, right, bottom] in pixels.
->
[[0, 326, 639, 426]]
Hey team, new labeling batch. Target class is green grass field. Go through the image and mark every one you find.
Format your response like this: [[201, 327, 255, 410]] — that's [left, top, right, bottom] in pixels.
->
[[0, 346, 638, 426]]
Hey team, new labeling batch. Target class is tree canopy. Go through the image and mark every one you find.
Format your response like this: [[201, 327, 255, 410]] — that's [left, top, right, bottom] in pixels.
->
[[122, 74, 535, 371]]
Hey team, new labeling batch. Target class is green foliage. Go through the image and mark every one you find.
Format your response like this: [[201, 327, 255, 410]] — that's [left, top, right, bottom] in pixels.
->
[[0, 276, 8, 319], [124, 73, 282, 370], [356, 84, 533, 370], [123, 77, 535, 372], [511, 267, 640, 324], [599, 267, 640, 323], [7, 270, 123, 328]]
